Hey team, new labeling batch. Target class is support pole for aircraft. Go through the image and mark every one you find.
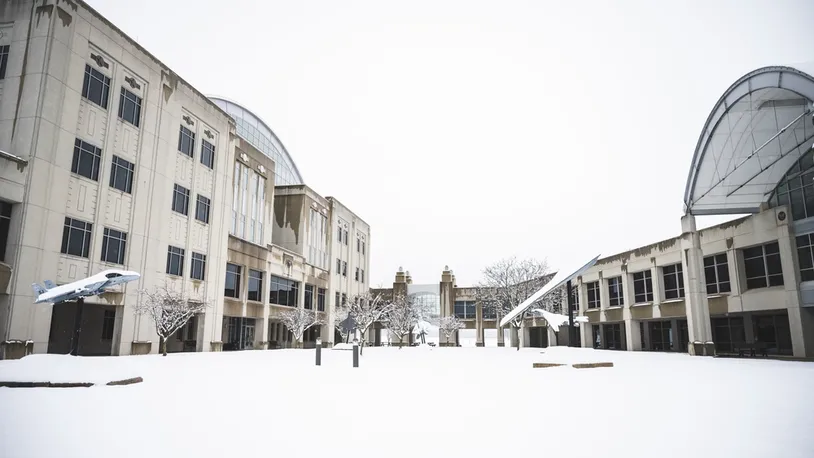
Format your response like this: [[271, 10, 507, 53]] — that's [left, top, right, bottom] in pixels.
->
[[566, 280, 574, 347], [70, 298, 85, 356]]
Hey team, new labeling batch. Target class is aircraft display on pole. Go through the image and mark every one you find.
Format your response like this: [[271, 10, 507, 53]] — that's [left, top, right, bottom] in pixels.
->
[[31, 269, 141, 304]]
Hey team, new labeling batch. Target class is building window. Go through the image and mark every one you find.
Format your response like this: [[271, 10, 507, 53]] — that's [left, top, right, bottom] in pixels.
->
[[607, 276, 623, 306], [362, 241, 366, 255], [61, 217, 92, 258], [602, 323, 624, 350], [201, 140, 215, 169], [335, 291, 340, 307], [317, 288, 326, 311], [304, 284, 314, 309], [704, 253, 732, 294], [357, 237, 361, 252], [342, 293, 347, 305], [0, 45, 9, 79], [191, 252, 206, 280], [166, 246, 185, 276], [797, 234, 814, 282], [71, 138, 102, 181], [81, 64, 110, 109], [270, 275, 298, 307], [454, 300, 476, 319], [336, 258, 341, 273], [361, 269, 365, 283], [101, 309, 115, 340], [225, 263, 242, 298], [100, 228, 127, 265], [307, 208, 329, 270], [248, 269, 263, 302], [172, 184, 190, 216], [632, 270, 653, 303], [0, 202, 11, 262], [743, 242, 784, 289], [355, 267, 360, 281], [117, 87, 141, 127], [586, 281, 600, 309], [342, 261, 347, 276], [662, 264, 684, 299], [770, 150, 814, 221], [109, 155, 134, 193], [195, 195, 210, 224], [178, 125, 195, 157], [344, 229, 349, 245]]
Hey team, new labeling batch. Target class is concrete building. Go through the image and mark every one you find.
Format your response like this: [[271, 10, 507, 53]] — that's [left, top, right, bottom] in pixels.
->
[[0, 0, 370, 358], [576, 65, 814, 358]]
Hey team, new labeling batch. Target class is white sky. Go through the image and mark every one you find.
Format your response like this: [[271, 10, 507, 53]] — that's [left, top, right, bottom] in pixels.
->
[[87, 0, 814, 287]]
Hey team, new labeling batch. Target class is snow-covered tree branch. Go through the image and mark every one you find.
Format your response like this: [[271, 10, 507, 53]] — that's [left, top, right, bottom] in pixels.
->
[[438, 316, 464, 346], [333, 305, 351, 343], [277, 308, 323, 348], [134, 283, 209, 356], [344, 291, 394, 354], [475, 257, 552, 349], [385, 293, 419, 348]]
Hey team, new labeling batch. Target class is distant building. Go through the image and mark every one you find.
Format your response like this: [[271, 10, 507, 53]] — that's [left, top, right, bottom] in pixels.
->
[[0, 0, 369, 358]]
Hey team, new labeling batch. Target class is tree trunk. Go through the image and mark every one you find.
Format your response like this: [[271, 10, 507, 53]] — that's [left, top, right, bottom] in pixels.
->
[[398, 336, 404, 348], [359, 330, 366, 355], [162, 338, 168, 356]]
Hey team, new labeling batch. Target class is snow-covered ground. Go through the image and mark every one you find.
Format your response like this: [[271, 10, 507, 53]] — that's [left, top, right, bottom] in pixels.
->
[[2, 347, 813, 457]]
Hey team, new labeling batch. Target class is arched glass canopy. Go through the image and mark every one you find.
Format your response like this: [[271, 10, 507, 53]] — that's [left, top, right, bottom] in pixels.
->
[[209, 97, 304, 187], [684, 65, 814, 216]]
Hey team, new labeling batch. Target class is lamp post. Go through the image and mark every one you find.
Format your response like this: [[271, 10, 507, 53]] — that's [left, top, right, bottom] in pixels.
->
[[315, 337, 322, 366]]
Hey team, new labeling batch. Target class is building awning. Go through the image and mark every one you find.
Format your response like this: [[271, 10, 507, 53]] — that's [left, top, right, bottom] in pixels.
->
[[499, 254, 600, 328], [684, 65, 814, 216]]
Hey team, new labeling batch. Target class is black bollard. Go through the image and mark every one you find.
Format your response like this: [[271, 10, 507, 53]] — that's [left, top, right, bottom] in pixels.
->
[[352, 339, 359, 368], [315, 338, 322, 366]]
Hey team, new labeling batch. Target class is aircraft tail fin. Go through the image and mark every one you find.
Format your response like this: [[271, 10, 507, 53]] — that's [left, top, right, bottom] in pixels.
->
[[31, 283, 47, 296], [43, 280, 56, 289]]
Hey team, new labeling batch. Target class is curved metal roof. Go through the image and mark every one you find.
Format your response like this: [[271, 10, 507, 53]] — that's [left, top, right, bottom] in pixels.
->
[[208, 96, 304, 186], [683, 65, 814, 215]]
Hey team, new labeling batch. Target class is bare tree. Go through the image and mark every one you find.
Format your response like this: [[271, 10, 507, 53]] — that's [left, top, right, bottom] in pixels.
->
[[277, 308, 324, 349], [475, 257, 552, 350], [333, 304, 351, 344], [134, 283, 209, 356], [385, 293, 419, 348], [438, 316, 464, 346], [344, 291, 394, 354]]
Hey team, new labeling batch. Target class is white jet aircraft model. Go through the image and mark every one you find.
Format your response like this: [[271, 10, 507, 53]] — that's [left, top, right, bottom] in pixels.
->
[[31, 268, 140, 304]]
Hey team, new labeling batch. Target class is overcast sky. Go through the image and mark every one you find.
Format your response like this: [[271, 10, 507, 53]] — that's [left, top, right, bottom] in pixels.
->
[[88, 0, 814, 287]]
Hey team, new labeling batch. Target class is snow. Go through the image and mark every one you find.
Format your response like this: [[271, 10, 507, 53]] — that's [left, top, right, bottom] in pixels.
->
[[0, 354, 141, 384], [2, 347, 814, 457]]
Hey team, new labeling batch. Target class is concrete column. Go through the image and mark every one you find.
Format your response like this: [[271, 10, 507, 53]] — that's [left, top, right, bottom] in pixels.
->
[[255, 306, 269, 350], [547, 326, 557, 347], [651, 258, 663, 306], [599, 272, 609, 311], [577, 278, 592, 347], [475, 302, 484, 347], [680, 214, 714, 356], [440, 267, 454, 318], [497, 313, 506, 347], [623, 316, 642, 351], [778, 222, 812, 357]]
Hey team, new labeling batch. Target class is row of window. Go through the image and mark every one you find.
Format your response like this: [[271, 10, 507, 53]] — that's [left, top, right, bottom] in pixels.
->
[[172, 184, 210, 224], [454, 300, 498, 319], [224, 263, 326, 310], [166, 245, 207, 280], [61, 217, 128, 265], [334, 258, 366, 282], [585, 242, 783, 309], [178, 125, 216, 169], [0, 45, 9, 80]]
